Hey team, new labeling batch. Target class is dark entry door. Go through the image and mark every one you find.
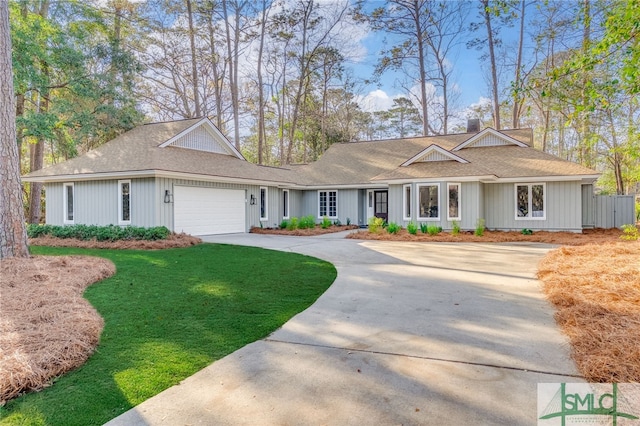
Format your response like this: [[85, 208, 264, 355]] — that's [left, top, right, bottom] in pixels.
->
[[374, 190, 388, 221]]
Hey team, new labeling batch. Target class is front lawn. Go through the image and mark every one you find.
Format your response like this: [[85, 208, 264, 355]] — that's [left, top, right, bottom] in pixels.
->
[[0, 244, 336, 426]]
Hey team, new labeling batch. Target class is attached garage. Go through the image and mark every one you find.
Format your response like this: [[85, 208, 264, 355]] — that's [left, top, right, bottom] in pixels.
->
[[173, 186, 246, 235]]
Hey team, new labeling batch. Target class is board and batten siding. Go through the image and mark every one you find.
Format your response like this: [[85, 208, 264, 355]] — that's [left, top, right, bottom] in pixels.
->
[[483, 181, 582, 231], [44, 179, 155, 227], [389, 181, 482, 230], [299, 189, 358, 224], [581, 184, 595, 228], [45, 183, 63, 225]]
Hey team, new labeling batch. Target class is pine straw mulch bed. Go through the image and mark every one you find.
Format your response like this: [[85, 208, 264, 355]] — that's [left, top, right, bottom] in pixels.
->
[[28, 232, 202, 250], [0, 233, 200, 405], [0, 256, 116, 405], [347, 227, 624, 245], [538, 241, 640, 382], [250, 224, 359, 236]]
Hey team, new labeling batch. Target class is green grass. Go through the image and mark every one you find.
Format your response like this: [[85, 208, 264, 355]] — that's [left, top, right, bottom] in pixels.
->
[[0, 244, 336, 426]]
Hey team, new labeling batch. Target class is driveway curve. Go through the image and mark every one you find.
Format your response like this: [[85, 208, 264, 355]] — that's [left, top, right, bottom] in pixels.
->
[[106, 232, 581, 426]]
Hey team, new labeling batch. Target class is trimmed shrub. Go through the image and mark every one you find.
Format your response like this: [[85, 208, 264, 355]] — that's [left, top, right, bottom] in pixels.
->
[[387, 222, 401, 234], [407, 222, 418, 235], [27, 224, 171, 241], [452, 221, 461, 235], [368, 217, 385, 233], [620, 224, 639, 241], [280, 219, 289, 229], [287, 217, 299, 230], [321, 216, 332, 229], [474, 218, 486, 236], [521, 228, 533, 235], [299, 215, 316, 229], [419, 222, 428, 234], [426, 225, 442, 236]]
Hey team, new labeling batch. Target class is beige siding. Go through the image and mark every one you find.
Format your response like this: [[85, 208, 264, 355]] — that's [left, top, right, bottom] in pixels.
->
[[483, 181, 582, 231]]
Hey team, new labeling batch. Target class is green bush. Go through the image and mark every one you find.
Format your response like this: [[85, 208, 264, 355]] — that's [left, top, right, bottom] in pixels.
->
[[368, 216, 385, 233], [321, 216, 332, 229], [299, 215, 316, 229], [452, 221, 461, 235], [620, 224, 639, 241], [474, 218, 485, 236], [26, 224, 171, 241], [346, 217, 351, 226], [407, 222, 418, 235], [287, 217, 299, 230], [419, 222, 428, 234], [333, 219, 342, 226], [521, 228, 533, 235], [387, 222, 401, 234], [426, 225, 442, 236], [280, 219, 289, 229]]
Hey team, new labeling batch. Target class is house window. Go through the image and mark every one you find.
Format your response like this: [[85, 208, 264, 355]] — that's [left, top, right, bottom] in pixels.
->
[[515, 183, 545, 220], [260, 187, 268, 221], [282, 189, 289, 219], [119, 180, 131, 224], [417, 183, 440, 220], [403, 184, 411, 220], [447, 183, 461, 221], [63, 183, 74, 224], [318, 190, 337, 218]]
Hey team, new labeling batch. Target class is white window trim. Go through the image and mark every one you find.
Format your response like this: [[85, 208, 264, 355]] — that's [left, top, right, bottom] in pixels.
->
[[514, 183, 546, 220], [402, 184, 412, 221], [260, 186, 268, 221], [447, 182, 461, 222], [118, 179, 132, 225], [318, 190, 338, 219], [416, 183, 440, 221], [282, 189, 290, 220], [63, 182, 74, 224]]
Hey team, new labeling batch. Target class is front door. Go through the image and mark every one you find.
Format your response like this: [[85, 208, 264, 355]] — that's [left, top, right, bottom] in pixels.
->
[[374, 190, 388, 221]]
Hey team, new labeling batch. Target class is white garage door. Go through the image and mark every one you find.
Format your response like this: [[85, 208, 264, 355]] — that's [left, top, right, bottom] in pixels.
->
[[174, 186, 246, 235]]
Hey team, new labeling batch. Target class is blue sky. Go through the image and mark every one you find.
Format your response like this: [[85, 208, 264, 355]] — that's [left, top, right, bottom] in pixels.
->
[[348, 1, 536, 113]]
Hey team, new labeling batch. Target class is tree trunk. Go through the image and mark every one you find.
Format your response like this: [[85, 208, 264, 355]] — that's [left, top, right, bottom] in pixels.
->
[[483, 0, 501, 130], [186, 0, 201, 117], [0, 1, 29, 258], [28, 63, 49, 224], [512, 0, 525, 128], [256, 1, 268, 164], [25, 0, 50, 224], [413, 1, 429, 136], [222, 0, 242, 150]]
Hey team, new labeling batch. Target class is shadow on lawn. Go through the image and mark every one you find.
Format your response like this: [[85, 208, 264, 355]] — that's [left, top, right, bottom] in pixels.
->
[[0, 244, 336, 426]]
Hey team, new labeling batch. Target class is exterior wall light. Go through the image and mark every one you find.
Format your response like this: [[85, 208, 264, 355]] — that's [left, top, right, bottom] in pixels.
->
[[250, 194, 256, 205], [164, 190, 173, 203]]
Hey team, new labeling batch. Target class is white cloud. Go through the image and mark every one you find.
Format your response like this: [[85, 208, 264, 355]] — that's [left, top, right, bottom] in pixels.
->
[[357, 89, 395, 112]]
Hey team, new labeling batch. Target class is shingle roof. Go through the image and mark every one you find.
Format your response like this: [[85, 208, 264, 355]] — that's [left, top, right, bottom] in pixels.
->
[[24, 119, 295, 184], [23, 122, 597, 186]]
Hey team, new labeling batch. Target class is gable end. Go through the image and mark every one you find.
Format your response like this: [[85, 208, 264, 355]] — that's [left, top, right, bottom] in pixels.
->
[[170, 125, 229, 154], [401, 144, 469, 166], [453, 128, 529, 151], [158, 118, 245, 160]]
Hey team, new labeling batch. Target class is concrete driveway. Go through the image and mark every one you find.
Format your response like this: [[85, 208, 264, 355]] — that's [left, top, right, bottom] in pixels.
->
[[106, 232, 581, 426]]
